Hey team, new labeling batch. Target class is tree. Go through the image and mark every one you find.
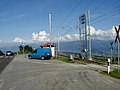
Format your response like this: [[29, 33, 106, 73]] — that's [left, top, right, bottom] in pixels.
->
[[19, 45, 33, 54]]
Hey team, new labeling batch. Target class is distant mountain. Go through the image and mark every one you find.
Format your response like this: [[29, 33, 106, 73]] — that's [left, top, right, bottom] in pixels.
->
[[0, 40, 118, 55], [58, 40, 117, 55]]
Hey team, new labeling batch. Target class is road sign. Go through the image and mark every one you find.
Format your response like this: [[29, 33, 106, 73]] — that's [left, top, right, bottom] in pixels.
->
[[22, 43, 26, 47], [115, 25, 120, 72], [110, 42, 113, 49], [115, 25, 120, 43]]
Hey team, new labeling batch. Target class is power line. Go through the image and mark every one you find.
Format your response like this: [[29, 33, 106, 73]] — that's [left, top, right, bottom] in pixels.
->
[[55, 0, 83, 30], [91, 4, 120, 22], [58, 0, 96, 41], [66, 0, 95, 29], [91, 10, 120, 25], [52, 0, 83, 39], [90, 0, 105, 13]]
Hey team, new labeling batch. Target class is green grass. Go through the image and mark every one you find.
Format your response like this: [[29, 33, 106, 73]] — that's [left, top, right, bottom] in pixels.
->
[[57, 55, 75, 63], [109, 70, 120, 79], [100, 69, 120, 79], [57, 55, 108, 65]]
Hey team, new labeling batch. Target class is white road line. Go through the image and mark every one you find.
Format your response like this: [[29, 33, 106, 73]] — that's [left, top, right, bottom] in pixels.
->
[[0, 80, 5, 89], [9, 65, 13, 70], [9, 86, 16, 90], [12, 59, 15, 62]]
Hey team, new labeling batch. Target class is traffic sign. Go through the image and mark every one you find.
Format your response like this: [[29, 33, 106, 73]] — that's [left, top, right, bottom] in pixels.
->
[[22, 43, 26, 47], [115, 25, 120, 43], [110, 42, 113, 49]]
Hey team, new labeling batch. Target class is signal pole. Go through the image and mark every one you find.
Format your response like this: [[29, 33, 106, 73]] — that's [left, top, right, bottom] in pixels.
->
[[115, 25, 120, 72], [110, 42, 113, 63], [58, 32, 60, 53], [88, 10, 92, 60], [79, 13, 88, 59], [49, 13, 52, 43]]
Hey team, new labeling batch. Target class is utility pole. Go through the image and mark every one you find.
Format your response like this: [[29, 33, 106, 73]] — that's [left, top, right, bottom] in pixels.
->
[[117, 40, 119, 72], [79, 13, 88, 59], [78, 17, 82, 55], [110, 42, 113, 63], [58, 32, 60, 54], [88, 10, 92, 60], [49, 13, 52, 43], [115, 25, 120, 72]]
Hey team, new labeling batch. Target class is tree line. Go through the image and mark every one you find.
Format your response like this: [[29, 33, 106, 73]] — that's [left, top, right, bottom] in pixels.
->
[[19, 45, 33, 54]]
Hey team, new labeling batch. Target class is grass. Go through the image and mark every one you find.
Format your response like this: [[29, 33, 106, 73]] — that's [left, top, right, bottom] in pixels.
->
[[57, 55, 75, 63], [57, 55, 108, 65], [100, 69, 120, 79], [57, 55, 120, 79]]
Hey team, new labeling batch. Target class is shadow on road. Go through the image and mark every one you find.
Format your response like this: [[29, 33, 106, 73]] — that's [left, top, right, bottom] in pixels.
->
[[0, 56, 14, 74]]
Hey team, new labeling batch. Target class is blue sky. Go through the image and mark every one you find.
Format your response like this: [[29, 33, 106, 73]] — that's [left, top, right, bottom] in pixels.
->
[[0, 0, 120, 43]]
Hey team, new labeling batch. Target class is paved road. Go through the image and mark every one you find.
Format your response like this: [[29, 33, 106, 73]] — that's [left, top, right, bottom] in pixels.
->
[[0, 55, 120, 90], [0, 56, 14, 73]]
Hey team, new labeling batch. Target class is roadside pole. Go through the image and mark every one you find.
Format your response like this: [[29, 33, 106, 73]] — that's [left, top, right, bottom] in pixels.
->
[[58, 32, 60, 54], [115, 25, 120, 72], [110, 42, 113, 63], [118, 40, 119, 72], [88, 10, 92, 60], [22, 42, 25, 57], [108, 58, 111, 74], [49, 13, 52, 43]]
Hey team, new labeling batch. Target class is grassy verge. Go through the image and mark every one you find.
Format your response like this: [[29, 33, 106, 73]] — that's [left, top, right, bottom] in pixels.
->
[[57, 55, 75, 63], [57, 55, 108, 65], [100, 69, 120, 79]]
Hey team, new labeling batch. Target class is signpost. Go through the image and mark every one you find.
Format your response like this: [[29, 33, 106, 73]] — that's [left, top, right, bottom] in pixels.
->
[[22, 42, 26, 56], [108, 58, 111, 74], [115, 25, 120, 72], [110, 42, 113, 63]]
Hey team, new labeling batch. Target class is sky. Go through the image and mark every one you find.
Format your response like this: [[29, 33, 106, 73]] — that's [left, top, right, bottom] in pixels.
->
[[0, 0, 120, 44]]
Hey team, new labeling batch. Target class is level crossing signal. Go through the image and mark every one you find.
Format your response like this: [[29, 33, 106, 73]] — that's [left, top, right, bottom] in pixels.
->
[[110, 42, 113, 50], [115, 25, 120, 43]]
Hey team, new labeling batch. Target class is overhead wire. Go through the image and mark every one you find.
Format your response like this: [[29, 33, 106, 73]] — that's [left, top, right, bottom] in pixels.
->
[[91, 4, 120, 22], [91, 10, 120, 25], [90, 0, 105, 13], [61, 0, 95, 35], [52, 0, 83, 39], [66, 0, 95, 29]]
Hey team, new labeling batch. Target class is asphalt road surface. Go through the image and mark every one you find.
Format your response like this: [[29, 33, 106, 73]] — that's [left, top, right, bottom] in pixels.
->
[[0, 56, 14, 73], [0, 55, 120, 90]]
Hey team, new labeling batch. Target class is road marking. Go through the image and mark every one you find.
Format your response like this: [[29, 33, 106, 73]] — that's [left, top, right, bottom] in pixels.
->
[[0, 80, 5, 89], [9, 86, 16, 90], [12, 59, 15, 62], [31, 61, 51, 64], [9, 65, 13, 70]]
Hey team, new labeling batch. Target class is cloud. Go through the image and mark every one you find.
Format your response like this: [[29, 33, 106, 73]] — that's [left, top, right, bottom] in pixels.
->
[[12, 37, 23, 43], [32, 31, 50, 42], [0, 40, 2, 43], [12, 37, 33, 43], [58, 34, 79, 41], [12, 26, 117, 43], [57, 26, 116, 42], [89, 26, 116, 40]]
